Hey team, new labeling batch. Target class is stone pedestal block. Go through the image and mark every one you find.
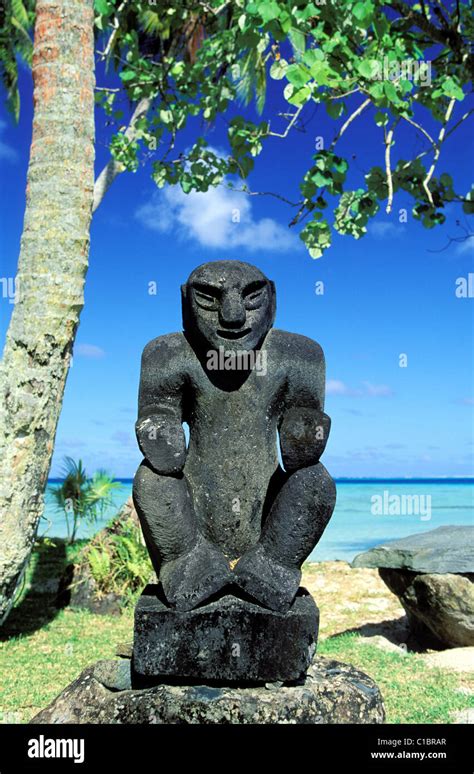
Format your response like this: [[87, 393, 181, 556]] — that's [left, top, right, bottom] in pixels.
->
[[132, 585, 319, 685]]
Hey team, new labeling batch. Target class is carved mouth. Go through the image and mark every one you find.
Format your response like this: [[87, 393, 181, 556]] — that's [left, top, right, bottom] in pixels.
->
[[217, 328, 252, 340]]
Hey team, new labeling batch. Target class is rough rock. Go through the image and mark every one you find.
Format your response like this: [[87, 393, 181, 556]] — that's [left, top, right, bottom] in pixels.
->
[[30, 656, 385, 725], [93, 659, 133, 692], [379, 568, 474, 648], [352, 526, 474, 574], [358, 634, 408, 654], [423, 647, 474, 673], [450, 708, 474, 724], [60, 563, 123, 616], [352, 527, 474, 649], [115, 641, 133, 659], [133, 585, 319, 685]]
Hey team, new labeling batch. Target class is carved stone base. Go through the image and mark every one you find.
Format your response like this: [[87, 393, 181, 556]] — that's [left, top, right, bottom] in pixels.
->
[[132, 584, 319, 685]]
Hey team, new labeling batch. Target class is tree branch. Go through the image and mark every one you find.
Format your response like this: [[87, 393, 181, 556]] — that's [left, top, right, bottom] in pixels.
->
[[384, 0, 474, 77], [423, 97, 456, 205], [229, 185, 301, 207], [401, 114, 436, 148], [384, 122, 397, 214], [267, 106, 303, 138], [330, 98, 371, 150], [386, 0, 458, 46], [98, 0, 129, 62], [92, 97, 151, 214], [445, 107, 474, 139]]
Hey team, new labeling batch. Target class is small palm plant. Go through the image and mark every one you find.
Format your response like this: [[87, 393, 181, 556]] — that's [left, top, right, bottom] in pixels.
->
[[51, 457, 121, 544]]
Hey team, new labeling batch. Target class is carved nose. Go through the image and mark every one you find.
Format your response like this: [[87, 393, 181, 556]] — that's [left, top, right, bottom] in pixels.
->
[[219, 292, 246, 328]]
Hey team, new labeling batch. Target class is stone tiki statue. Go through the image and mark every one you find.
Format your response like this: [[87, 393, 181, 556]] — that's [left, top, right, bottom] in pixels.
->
[[28, 262, 384, 711], [132, 260, 336, 619]]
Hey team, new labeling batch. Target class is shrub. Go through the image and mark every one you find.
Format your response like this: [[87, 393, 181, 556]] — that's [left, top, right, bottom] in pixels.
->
[[83, 516, 152, 604]]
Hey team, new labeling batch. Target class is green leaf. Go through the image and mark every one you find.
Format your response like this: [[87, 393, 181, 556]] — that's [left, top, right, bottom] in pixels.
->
[[367, 82, 385, 101], [357, 60, 377, 79], [286, 63, 310, 88], [303, 49, 325, 67], [270, 58, 288, 80], [181, 177, 192, 193], [374, 111, 389, 127], [159, 109, 173, 124], [288, 28, 305, 58], [312, 170, 330, 187], [333, 157, 348, 174], [326, 100, 344, 119], [259, 1, 281, 23], [287, 85, 311, 107], [441, 77, 464, 101], [278, 10, 292, 33], [352, 1, 375, 22], [439, 173, 453, 188], [310, 61, 333, 85], [399, 79, 413, 95], [95, 0, 112, 15], [383, 80, 399, 102]]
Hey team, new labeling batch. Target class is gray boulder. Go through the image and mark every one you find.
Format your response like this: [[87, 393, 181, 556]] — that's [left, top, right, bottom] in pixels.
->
[[353, 527, 474, 648], [379, 569, 474, 648], [30, 656, 385, 725], [352, 525, 474, 574]]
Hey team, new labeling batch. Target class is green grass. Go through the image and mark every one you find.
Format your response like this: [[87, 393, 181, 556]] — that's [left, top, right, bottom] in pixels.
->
[[0, 537, 134, 722], [1, 608, 133, 723], [319, 632, 474, 724]]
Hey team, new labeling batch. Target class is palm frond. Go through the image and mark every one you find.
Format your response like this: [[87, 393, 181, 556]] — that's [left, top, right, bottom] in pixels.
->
[[0, 0, 34, 119], [234, 47, 267, 115], [140, 10, 170, 38], [11, 0, 29, 29]]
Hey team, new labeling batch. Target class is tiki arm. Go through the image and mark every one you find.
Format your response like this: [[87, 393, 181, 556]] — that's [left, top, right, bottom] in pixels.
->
[[135, 335, 187, 476], [279, 337, 330, 472]]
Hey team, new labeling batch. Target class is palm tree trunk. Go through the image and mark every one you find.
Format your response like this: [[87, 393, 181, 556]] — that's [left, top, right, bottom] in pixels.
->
[[0, 0, 95, 623]]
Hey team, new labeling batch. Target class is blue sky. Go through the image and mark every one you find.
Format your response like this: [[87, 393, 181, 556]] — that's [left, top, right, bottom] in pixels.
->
[[0, 62, 473, 478]]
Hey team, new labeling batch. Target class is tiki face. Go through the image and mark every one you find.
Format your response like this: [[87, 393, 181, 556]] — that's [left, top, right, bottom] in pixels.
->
[[182, 260, 276, 354]]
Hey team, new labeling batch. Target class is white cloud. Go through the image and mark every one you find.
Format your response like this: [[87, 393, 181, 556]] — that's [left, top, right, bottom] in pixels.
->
[[362, 381, 393, 397], [455, 238, 474, 255], [326, 379, 352, 396], [111, 430, 134, 446], [0, 119, 18, 162], [75, 343, 105, 359], [135, 184, 298, 253], [326, 379, 393, 398], [368, 221, 404, 239], [55, 438, 87, 450]]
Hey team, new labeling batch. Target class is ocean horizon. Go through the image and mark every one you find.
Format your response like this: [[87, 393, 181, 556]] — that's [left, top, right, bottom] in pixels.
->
[[41, 477, 474, 562]]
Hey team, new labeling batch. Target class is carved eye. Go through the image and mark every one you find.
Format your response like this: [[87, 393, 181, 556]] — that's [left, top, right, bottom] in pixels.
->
[[244, 284, 266, 310], [193, 287, 219, 310]]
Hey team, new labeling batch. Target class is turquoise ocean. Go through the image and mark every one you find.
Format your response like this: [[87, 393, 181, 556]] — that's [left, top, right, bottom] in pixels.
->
[[41, 479, 473, 563]]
